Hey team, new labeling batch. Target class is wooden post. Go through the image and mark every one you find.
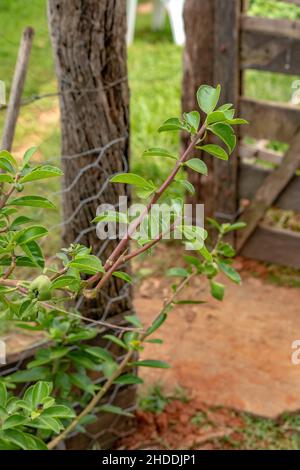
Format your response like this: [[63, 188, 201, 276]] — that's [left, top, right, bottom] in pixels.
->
[[213, 0, 241, 234], [181, 0, 215, 217], [1, 27, 35, 151]]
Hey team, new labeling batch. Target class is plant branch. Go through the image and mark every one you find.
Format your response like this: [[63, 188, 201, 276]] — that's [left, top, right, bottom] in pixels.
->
[[47, 271, 196, 449]]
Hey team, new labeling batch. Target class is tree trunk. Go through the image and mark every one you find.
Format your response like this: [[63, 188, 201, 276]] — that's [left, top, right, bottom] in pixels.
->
[[47, 0, 132, 320], [181, 0, 215, 217]]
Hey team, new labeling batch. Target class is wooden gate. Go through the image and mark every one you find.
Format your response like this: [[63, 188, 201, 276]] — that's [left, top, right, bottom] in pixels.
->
[[212, 0, 300, 268]]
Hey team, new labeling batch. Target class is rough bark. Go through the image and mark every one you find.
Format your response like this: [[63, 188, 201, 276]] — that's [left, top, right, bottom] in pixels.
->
[[181, 0, 215, 217], [47, 0, 132, 320]]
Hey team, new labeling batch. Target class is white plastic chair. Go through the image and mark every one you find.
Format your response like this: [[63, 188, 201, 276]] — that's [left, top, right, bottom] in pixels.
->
[[127, 0, 185, 46]]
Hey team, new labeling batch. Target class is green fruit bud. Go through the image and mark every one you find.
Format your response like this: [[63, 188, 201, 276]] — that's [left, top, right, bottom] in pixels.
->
[[29, 275, 52, 301]]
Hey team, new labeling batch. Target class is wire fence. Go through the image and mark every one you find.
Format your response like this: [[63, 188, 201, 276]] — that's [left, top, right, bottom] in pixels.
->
[[0, 20, 182, 447]]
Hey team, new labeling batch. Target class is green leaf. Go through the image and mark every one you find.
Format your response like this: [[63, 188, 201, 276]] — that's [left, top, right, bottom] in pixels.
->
[[110, 173, 154, 189], [51, 275, 80, 291], [93, 211, 128, 224], [5, 367, 50, 384], [198, 244, 213, 262], [8, 195, 55, 209], [19, 165, 63, 183], [142, 147, 177, 160], [131, 360, 170, 369], [16, 226, 48, 245], [208, 122, 236, 153], [23, 147, 38, 166], [112, 271, 132, 284], [10, 216, 33, 231], [32, 416, 62, 434], [206, 111, 227, 125], [69, 255, 104, 275], [102, 334, 127, 350], [82, 345, 113, 362], [167, 267, 189, 277], [115, 374, 143, 385], [70, 373, 95, 394], [21, 240, 45, 269], [124, 314, 142, 328], [197, 84, 221, 114], [0, 174, 13, 183], [176, 179, 195, 195], [0, 383, 7, 406], [210, 280, 225, 301], [28, 381, 52, 408], [43, 405, 75, 419], [197, 144, 228, 161], [226, 118, 248, 125], [158, 117, 184, 133], [146, 312, 167, 336], [98, 404, 133, 417], [184, 111, 200, 131], [207, 217, 222, 231], [102, 360, 119, 378], [1, 429, 29, 450], [0, 151, 18, 173], [218, 261, 241, 284], [184, 158, 208, 175], [223, 222, 246, 233], [2, 415, 28, 430]]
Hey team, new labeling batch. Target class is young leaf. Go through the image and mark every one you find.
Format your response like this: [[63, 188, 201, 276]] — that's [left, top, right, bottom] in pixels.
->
[[110, 173, 154, 190], [0, 383, 7, 406], [206, 111, 227, 125], [184, 158, 208, 175], [197, 84, 221, 114], [114, 374, 143, 385], [0, 174, 14, 183], [142, 148, 177, 160], [131, 360, 170, 369], [176, 179, 195, 195], [15, 226, 48, 245], [167, 267, 189, 278], [223, 222, 246, 233], [8, 196, 55, 209], [2, 415, 28, 430], [93, 211, 128, 224], [23, 147, 38, 166], [146, 312, 167, 336], [218, 261, 241, 285], [158, 117, 184, 133], [98, 404, 133, 417], [197, 144, 228, 161], [208, 122, 236, 153], [124, 314, 142, 328], [102, 334, 127, 350], [112, 271, 132, 284], [210, 280, 225, 301], [69, 255, 104, 275], [19, 165, 63, 183], [184, 111, 200, 132]]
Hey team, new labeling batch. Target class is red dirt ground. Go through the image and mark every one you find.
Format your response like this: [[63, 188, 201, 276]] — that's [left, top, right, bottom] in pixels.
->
[[134, 247, 300, 419]]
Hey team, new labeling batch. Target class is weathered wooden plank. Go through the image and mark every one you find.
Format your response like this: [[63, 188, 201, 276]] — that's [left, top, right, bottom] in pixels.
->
[[241, 30, 300, 75], [236, 131, 300, 251], [241, 15, 300, 40], [213, 0, 241, 226], [1, 27, 34, 151], [240, 98, 300, 142], [240, 142, 283, 165], [239, 162, 300, 212], [241, 224, 300, 269]]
